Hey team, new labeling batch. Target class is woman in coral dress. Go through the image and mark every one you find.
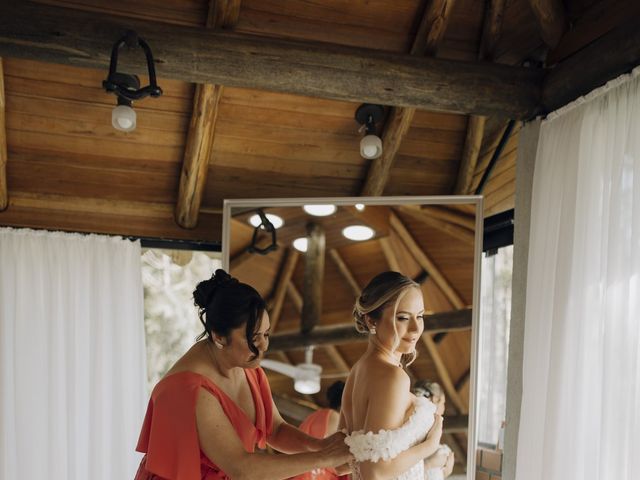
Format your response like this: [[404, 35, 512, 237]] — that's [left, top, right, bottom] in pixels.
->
[[135, 269, 350, 480]]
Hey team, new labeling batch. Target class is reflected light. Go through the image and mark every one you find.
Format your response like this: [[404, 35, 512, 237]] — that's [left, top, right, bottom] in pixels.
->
[[293, 237, 308, 252], [303, 204, 337, 216], [248, 213, 284, 229], [342, 225, 375, 241]]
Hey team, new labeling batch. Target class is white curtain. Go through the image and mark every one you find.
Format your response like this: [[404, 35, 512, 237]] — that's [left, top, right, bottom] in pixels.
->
[[0, 228, 147, 480], [516, 68, 640, 479]]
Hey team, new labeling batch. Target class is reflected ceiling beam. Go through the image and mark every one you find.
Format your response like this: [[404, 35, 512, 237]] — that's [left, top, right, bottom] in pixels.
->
[[269, 308, 472, 351], [0, 57, 7, 211], [175, 0, 240, 229], [421, 334, 467, 414], [398, 206, 474, 246], [301, 223, 325, 334], [454, 0, 505, 196], [420, 206, 475, 230], [229, 237, 272, 270], [288, 282, 351, 375], [379, 237, 402, 273], [443, 432, 467, 468], [361, 0, 457, 196], [0, 2, 542, 117], [542, 18, 640, 113], [528, 0, 566, 48], [273, 394, 316, 424], [390, 212, 465, 309], [329, 248, 361, 297], [268, 249, 299, 333]]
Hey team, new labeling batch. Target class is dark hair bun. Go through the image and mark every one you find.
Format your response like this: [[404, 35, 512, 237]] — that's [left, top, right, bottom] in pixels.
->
[[193, 269, 238, 310]]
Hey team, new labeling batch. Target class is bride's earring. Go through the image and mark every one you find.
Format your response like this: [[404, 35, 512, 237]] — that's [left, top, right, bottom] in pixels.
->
[[369, 325, 377, 335], [213, 339, 224, 349]]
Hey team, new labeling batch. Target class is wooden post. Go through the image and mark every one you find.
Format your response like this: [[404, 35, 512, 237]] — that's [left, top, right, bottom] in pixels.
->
[[0, 57, 7, 211], [301, 223, 325, 334]]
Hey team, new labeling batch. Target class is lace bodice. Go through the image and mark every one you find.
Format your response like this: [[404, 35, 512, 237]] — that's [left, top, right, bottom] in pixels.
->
[[344, 396, 436, 480]]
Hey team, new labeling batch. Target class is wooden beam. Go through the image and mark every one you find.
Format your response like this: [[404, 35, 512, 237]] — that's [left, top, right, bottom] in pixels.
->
[[324, 345, 350, 373], [301, 223, 325, 334], [328, 248, 361, 298], [422, 334, 467, 414], [175, 0, 239, 229], [268, 249, 299, 333], [454, 115, 487, 195], [0, 58, 6, 211], [420, 206, 475, 231], [379, 237, 402, 273], [390, 212, 465, 309], [361, 0, 457, 196], [398, 206, 475, 246], [528, 0, 566, 48], [0, 3, 542, 118], [411, 0, 458, 57], [479, 0, 506, 62], [443, 432, 467, 466], [229, 237, 274, 270], [286, 282, 303, 312], [269, 308, 472, 351], [443, 415, 469, 433], [542, 18, 640, 113], [273, 394, 316, 424]]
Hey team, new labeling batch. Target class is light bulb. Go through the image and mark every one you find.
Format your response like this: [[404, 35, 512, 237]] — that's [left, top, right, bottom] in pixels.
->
[[355, 203, 365, 211], [293, 237, 308, 252], [112, 105, 136, 132], [303, 204, 337, 216], [360, 134, 382, 159]]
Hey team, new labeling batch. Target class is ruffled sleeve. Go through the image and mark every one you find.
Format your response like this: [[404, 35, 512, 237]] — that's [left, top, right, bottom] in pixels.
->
[[344, 397, 436, 463], [136, 374, 202, 480]]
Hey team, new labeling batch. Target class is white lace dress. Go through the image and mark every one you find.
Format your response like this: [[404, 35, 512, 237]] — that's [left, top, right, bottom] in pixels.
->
[[344, 396, 436, 480]]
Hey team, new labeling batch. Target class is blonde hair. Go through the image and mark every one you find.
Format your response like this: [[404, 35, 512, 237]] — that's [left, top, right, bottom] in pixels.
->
[[353, 271, 421, 368]]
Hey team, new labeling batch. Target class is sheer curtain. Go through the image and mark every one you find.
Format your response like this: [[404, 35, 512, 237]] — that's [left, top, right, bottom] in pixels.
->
[[516, 68, 640, 479], [0, 228, 147, 480]]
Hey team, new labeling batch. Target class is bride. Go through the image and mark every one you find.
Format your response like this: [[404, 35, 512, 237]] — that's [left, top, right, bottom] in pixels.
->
[[340, 271, 444, 480]]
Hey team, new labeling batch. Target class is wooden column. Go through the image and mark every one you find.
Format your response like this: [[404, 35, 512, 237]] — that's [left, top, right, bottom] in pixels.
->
[[175, 0, 241, 228], [301, 223, 325, 334]]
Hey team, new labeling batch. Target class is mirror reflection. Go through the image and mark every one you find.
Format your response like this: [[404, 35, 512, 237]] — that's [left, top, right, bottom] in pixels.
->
[[223, 197, 481, 478]]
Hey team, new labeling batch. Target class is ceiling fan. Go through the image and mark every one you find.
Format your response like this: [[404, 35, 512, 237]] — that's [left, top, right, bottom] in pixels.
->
[[261, 347, 326, 394]]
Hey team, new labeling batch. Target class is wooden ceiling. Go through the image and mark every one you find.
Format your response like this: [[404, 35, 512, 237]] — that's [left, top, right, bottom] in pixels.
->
[[0, 0, 638, 471]]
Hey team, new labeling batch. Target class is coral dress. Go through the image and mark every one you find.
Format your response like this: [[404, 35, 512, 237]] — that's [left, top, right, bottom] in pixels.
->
[[135, 368, 273, 480]]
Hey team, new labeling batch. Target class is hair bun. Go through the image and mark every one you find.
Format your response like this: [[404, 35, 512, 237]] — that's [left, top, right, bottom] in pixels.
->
[[193, 269, 237, 310]]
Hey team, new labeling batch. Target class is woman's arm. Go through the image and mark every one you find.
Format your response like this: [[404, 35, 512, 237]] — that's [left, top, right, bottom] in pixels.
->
[[267, 400, 327, 453], [358, 367, 443, 480], [196, 390, 351, 480]]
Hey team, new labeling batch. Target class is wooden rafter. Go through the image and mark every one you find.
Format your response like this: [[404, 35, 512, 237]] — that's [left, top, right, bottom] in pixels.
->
[[420, 206, 475, 231], [0, 57, 6, 211], [175, 0, 240, 228], [301, 223, 325, 334], [328, 248, 361, 298], [398, 206, 475, 246], [361, 0, 457, 196], [286, 282, 303, 312], [454, 0, 506, 197], [421, 334, 467, 414], [389, 212, 465, 309], [528, 0, 566, 48], [268, 308, 472, 351], [379, 237, 402, 272], [267, 249, 299, 333]]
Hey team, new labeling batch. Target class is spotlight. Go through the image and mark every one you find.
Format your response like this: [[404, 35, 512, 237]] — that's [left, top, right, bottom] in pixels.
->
[[355, 104, 385, 159], [103, 30, 162, 132], [293, 237, 308, 252], [303, 204, 337, 217], [342, 225, 375, 241]]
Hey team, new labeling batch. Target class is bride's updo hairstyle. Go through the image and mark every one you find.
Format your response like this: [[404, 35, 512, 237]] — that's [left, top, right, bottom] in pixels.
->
[[353, 271, 420, 367], [193, 269, 266, 359]]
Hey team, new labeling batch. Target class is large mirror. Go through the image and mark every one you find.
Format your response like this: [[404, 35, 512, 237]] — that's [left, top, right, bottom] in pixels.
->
[[222, 196, 482, 478]]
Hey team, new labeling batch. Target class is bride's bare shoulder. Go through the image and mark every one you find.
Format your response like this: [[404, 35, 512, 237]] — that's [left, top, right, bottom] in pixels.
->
[[360, 356, 410, 389]]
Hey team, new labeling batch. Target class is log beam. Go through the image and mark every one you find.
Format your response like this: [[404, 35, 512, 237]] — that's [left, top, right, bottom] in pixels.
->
[[421, 334, 467, 414], [269, 308, 472, 351], [420, 206, 475, 230], [379, 237, 402, 273], [0, 2, 542, 117], [328, 248, 361, 298], [454, 115, 487, 195], [542, 18, 640, 113], [0, 58, 6, 211], [398, 206, 475, 246], [301, 223, 325, 334], [528, 0, 566, 48], [175, 0, 240, 229]]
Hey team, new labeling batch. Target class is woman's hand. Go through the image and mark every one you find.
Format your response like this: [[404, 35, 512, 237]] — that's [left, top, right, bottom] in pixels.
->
[[319, 432, 352, 467], [442, 450, 454, 477]]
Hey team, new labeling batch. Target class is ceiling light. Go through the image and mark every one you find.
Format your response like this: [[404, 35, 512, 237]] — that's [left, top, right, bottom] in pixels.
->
[[293, 237, 308, 252], [248, 213, 283, 229], [355, 203, 365, 211], [342, 225, 375, 241], [355, 104, 384, 160], [303, 204, 337, 216], [103, 30, 163, 132]]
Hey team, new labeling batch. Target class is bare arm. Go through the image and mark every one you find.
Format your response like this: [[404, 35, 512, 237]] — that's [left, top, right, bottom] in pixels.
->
[[267, 399, 326, 454], [196, 390, 350, 480], [358, 368, 442, 480]]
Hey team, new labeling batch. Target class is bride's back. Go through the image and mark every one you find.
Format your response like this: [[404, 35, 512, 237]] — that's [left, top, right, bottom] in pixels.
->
[[341, 353, 414, 433]]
